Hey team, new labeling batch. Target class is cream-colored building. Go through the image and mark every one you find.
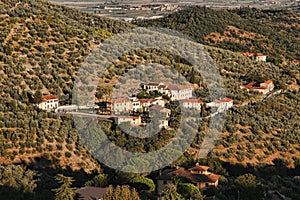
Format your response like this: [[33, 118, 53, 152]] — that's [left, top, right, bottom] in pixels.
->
[[181, 99, 203, 111], [37, 94, 59, 111], [115, 116, 141, 126], [207, 97, 233, 112]]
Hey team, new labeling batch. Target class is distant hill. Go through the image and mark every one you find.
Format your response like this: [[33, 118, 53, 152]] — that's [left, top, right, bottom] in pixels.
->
[[136, 6, 300, 64]]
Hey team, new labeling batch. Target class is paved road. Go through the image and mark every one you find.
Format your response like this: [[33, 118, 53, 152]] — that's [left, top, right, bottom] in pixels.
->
[[57, 111, 114, 120]]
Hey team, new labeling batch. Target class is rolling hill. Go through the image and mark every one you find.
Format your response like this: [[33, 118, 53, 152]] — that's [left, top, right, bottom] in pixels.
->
[[136, 6, 300, 64], [0, 0, 299, 199]]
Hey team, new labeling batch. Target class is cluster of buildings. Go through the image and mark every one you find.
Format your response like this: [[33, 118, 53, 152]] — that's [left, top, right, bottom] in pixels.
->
[[37, 79, 275, 119], [241, 52, 267, 62], [240, 80, 275, 95], [106, 82, 234, 127]]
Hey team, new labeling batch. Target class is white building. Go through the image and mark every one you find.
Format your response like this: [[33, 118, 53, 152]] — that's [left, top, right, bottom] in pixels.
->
[[181, 99, 203, 111], [207, 98, 233, 112], [115, 116, 141, 126], [142, 82, 193, 101], [110, 98, 132, 114], [37, 94, 59, 111], [255, 53, 267, 62], [165, 84, 193, 101]]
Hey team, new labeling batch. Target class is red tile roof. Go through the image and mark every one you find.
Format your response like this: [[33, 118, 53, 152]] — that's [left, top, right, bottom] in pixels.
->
[[166, 84, 192, 91], [241, 52, 254, 57], [110, 98, 129, 103], [41, 94, 58, 102], [43, 94, 58, 101], [182, 99, 203, 104], [143, 82, 162, 86], [157, 167, 220, 184], [214, 97, 233, 103], [188, 165, 210, 172], [264, 80, 273, 84], [150, 105, 168, 111], [256, 53, 265, 56]]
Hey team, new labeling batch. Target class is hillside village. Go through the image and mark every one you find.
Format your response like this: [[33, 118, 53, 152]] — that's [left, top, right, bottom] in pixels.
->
[[1, 0, 299, 199], [38, 79, 277, 130]]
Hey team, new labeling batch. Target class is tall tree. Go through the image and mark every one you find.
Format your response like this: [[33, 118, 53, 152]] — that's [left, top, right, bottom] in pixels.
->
[[34, 90, 43, 103], [52, 174, 76, 200], [162, 183, 183, 200], [103, 185, 140, 200]]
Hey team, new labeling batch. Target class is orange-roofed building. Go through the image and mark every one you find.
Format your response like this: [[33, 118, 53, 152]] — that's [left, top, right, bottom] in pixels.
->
[[255, 53, 267, 62], [110, 98, 131, 114], [37, 94, 59, 111], [115, 115, 141, 126], [241, 52, 254, 58], [156, 163, 221, 195], [240, 80, 274, 95], [181, 98, 203, 111], [207, 97, 233, 112]]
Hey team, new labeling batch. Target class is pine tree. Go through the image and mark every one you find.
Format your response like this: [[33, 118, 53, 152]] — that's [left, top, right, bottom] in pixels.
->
[[52, 174, 76, 200]]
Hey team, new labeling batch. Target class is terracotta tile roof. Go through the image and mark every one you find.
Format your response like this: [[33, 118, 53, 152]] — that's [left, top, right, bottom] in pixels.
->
[[166, 84, 192, 91], [241, 52, 254, 57], [156, 166, 220, 184], [139, 99, 156, 103], [188, 165, 210, 172], [241, 82, 257, 89], [143, 82, 161, 86], [264, 80, 273, 84], [150, 105, 166, 111], [43, 94, 58, 101], [110, 98, 129, 103], [213, 97, 233, 103], [182, 99, 203, 104], [75, 186, 108, 200], [118, 115, 140, 119], [256, 53, 265, 56]]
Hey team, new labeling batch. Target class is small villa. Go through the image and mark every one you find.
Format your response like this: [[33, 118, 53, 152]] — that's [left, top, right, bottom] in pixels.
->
[[207, 97, 233, 112], [240, 80, 275, 95], [142, 82, 193, 101], [241, 52, 267, 62], [114, 115, 142, 126], [37, 94, 59, 111], [156, 163, 220, 195], [181, 98, 203, 111]]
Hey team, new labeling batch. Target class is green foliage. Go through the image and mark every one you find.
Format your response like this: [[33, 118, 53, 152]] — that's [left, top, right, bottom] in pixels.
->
[[137, 6, 300, 62], [129, 176, 155, 192], [234, 174, 264, 200], [0, 165, 38, 193], [103, 185, 140, 200], [177, 183, 203, 200], [162, 183, 183, 200], [85, 173, 109, 187], [52, 174, 76, 200]]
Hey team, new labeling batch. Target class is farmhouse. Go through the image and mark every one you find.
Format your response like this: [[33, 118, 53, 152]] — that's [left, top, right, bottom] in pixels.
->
[[240, 80, 275, 95], [181, 98, 203, 111], [156, 163, 220, 195], [115, 115, 142, 126], [37, 94, 59, 111], [207, 97, 233, 112], [142, 82, 193, 101]]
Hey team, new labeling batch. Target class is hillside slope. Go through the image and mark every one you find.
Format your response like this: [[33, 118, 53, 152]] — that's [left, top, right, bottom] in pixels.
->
[[136, 6, 300, 64], [0, 0, 133, 172]]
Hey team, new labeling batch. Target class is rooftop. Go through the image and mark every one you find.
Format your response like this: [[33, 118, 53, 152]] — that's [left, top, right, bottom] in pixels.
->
[[75, 186, 108, 200]]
